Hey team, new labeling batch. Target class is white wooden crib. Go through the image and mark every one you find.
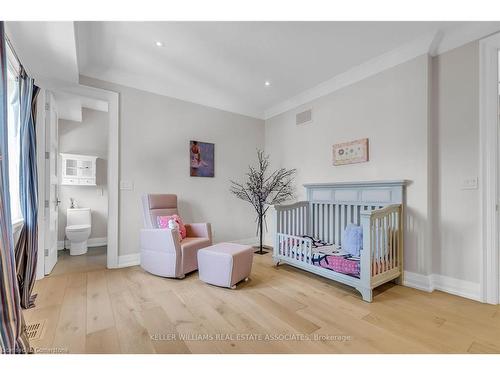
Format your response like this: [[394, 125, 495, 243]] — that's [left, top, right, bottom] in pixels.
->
[[273, 181, 407, 302]]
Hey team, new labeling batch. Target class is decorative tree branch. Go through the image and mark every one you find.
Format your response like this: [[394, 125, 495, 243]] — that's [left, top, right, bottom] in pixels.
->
[[230, 150, 296, 254]]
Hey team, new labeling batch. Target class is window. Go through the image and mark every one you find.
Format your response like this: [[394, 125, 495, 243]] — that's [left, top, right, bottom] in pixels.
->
[[6, 49, 21, 223]]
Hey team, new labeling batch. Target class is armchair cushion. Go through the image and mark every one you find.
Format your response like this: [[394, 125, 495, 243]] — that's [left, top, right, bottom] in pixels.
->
[[181, 237, 212, 274]]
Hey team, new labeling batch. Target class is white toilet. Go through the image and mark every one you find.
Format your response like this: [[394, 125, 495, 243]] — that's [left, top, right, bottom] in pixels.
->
[[66, 208, 92, 256]]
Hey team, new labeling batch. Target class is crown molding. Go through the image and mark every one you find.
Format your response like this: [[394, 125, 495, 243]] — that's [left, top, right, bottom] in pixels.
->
[[434, 22, 500, 56], [264, 23, 500, 120], [263, 33, 436, 119]]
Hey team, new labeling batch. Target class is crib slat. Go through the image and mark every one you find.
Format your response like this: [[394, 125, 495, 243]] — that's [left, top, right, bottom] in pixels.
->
[[384, 215, 388, 273], [312, 204, 316, 238], [394, 211, 398, 269], [338, 204, 342, 245], [391, 212, 395, 270], [377, 218, 381, 275], [371, 218, 376, 276], [329, 204, 334, 244], [381, 216, 385, 273], [323, 203, 327, 241], [318, 204, 322, 239], [300, 207, 307, 236], [324, 204, 328, 243], [293, 209, 297, 236], [318, 204, 322, 240]]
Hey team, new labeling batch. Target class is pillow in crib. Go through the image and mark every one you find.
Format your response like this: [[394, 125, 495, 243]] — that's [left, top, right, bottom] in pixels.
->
[[343, 224, 363, 257], [157, 214, 187, 240]]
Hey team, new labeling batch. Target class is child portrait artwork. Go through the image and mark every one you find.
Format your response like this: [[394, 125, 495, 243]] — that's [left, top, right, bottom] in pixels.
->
[[190, 140, 215, 177]]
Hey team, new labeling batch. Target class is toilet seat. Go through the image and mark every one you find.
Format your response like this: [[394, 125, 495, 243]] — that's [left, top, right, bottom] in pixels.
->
[[66, 224, 91, 232]]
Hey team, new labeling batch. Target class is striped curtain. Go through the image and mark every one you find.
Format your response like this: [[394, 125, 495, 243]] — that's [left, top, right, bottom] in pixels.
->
[[0, 21, 30, 354], [14, 71, 39, 309]]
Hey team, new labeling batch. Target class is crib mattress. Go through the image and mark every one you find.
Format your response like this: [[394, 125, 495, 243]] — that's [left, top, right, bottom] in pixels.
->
[[311, 252, 360, 278], [279, 241, 361, 278]]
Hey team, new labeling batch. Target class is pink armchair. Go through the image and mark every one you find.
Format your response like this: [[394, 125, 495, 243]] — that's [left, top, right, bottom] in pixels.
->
[[140, 194, 212, 278]]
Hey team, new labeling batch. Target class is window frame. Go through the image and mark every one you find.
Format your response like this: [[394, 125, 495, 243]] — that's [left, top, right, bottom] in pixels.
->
[[5, 38, 23, 226]]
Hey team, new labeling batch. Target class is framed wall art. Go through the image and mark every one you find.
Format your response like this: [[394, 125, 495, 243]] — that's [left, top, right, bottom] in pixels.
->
[[190, 140, 215, 177], [332, 138, 369, 166]]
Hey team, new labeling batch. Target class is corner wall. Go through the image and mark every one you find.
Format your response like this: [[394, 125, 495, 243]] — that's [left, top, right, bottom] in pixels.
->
[[264, 55, 432, 276], [431, 42, 480, 285]]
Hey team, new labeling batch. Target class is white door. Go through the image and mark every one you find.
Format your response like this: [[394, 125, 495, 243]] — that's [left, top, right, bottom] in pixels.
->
[[44, 92, 59, 274]]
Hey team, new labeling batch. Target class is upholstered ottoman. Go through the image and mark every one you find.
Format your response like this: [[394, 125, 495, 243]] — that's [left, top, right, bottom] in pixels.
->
[[197, 243, 253, 289]]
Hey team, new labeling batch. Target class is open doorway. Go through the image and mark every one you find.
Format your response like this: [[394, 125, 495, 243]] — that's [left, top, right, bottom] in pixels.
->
[[35, 83, 119, 280], [54, 94, 109, 275]]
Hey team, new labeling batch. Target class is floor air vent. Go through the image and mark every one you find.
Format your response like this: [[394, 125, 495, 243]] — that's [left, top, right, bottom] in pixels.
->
[[296, 108, 313, 126], [26, 319, 46, 340]]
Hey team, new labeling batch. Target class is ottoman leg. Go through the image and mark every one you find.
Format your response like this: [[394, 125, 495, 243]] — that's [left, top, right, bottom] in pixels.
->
[[244, 277, 249, 282], [230, 285, 237, 290]]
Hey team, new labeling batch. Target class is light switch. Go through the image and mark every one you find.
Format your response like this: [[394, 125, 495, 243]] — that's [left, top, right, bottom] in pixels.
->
[[461, 177, 478, 190], [120, 180, 134, 191]]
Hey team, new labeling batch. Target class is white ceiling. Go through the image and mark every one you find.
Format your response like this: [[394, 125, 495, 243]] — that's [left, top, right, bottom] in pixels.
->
[[6, 22, 79, 83], [7, 21, 500, 119]]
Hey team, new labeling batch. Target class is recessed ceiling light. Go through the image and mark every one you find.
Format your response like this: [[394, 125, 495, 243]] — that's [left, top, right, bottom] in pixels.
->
[[155, 41, 164, 47], [264, 81, 271, 87]]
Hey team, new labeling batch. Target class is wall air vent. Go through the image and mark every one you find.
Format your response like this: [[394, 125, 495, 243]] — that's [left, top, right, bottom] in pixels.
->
[[296, 108, 313, 126]]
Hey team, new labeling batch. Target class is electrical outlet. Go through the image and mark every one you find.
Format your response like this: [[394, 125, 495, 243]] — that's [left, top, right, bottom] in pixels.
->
[[461, 177, 478, 190]]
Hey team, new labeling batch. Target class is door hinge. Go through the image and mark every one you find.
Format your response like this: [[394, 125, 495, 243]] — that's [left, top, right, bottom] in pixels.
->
[[45, 152, 50, 160], [44, 200, 49, 208], [44, 248, 49, 256], [45, 103, 50, 111]]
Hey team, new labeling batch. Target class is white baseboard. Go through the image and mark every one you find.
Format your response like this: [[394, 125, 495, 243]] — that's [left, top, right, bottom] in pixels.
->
[[118, 253, 140, 268], [403, 271, 434, 293], [115, 237, 260, 270], [403, 271, 481, 302], [57, 237, 107, 251], [432, 274, 481, 302], [228, 237, 259, 246]]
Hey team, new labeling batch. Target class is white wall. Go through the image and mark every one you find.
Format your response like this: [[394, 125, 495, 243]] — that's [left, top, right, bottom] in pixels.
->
[[80, 76, 265, 256], [58, 108, 109, 242], [432, 41, 480, 283], [81, 43, 481, 297], [264, 55, 432, 276]]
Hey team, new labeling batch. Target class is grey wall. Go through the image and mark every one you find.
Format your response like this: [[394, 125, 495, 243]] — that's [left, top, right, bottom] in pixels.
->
[[58, 108, 109, 241], [264, 55, 432, 276], [80, 76, 266, 256], [432, 41, 480, 283]]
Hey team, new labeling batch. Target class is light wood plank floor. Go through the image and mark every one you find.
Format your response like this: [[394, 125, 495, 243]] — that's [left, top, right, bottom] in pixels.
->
[[25, 249, 500, 354]]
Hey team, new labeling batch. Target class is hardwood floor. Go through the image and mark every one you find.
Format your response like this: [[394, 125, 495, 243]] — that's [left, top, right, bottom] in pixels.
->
[[49, 246, 107, 276], [25, 250, 500, 353]]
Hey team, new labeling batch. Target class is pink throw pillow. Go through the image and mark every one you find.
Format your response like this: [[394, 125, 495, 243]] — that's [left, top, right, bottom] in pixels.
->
[[157, 214, 187, 240]]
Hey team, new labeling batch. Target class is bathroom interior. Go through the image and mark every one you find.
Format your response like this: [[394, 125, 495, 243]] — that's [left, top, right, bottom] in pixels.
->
[[54, 92, 109, 274]]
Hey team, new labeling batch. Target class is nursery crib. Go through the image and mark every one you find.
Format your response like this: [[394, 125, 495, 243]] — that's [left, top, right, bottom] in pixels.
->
[[273, 180, 407, 302]]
